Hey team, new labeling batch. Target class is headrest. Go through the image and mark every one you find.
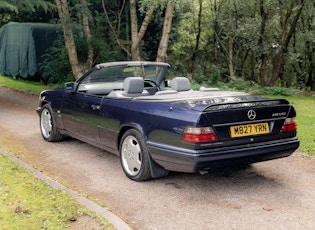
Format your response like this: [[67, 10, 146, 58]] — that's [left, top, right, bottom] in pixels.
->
[[171, 77, 191, 91], [123, 77, 144, 94]]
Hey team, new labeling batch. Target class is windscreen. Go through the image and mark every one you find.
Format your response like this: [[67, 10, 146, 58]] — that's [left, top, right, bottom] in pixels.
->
[[80, 64, 168, 84]]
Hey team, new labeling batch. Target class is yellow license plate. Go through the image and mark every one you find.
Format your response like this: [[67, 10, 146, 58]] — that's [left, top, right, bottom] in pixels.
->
[[230, 122, 269, 138]]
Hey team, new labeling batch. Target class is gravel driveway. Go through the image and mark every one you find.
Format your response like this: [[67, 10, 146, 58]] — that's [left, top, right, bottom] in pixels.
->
[[0, 86, 314, 230]]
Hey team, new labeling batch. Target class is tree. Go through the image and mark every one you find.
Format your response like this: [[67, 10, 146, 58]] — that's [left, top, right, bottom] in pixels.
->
[[55, 0, 83, 78], [189, 0, 203, 72], [170, 0, 314, 89], [0, 1, 18, 13], [55, 0, 93, 79], [268, 0, 307, 86], [0, 0, 55, 13], [129, 0, 181, 61], [3, 0, 314, 89], [170, 0, 211, 72], [0, 0, 56, 25], [102, 0, 157, 61], [101, 0, 131, 57], [129, 0, 156, 60], [100, 0, 178, 62], [156, 1, 175, 62], [226, 0, 236, 79], [78, 0, 93, 68], [258, 0, 267, 86]]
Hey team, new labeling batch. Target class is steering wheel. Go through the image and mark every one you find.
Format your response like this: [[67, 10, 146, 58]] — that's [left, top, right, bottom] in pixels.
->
[[144, 79, 161, 92]]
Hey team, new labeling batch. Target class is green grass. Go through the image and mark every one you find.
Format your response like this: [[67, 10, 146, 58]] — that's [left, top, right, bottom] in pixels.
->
[[0, 153, 113, 229], [0, 75, 116, 229], [270, 95, 315, 155], [0, 75, 62, 94]]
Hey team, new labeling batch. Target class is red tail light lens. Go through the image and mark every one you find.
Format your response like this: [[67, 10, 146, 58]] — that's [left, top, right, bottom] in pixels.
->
[[182, 126, 218, 143], [281, 117, 297, 132]]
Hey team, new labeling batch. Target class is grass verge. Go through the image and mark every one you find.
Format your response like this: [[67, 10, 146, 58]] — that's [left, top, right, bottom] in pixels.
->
[[269, 95, 315, 155], [0, 75, 62, 94], [0, 151, 114, 229], [0, 75, 117, 229]]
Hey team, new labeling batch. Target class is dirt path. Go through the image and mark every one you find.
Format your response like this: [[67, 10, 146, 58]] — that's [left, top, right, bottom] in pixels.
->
[[1, 86, 315, 230]]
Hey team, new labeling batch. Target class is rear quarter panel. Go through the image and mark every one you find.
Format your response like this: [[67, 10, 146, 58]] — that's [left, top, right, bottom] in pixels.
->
[[99, 98, 200, 151]]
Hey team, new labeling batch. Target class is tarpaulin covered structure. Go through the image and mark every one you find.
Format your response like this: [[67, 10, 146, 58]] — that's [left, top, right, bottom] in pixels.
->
[[0, 22, 61, 78]]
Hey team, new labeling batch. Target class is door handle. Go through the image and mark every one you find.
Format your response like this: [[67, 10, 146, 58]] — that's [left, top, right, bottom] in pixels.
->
[[91, 104, 101, 110]]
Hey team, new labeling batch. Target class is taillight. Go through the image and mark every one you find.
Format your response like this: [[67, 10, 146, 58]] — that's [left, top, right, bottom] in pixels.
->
[[182, 126, 218, 143], [281, 117, 297, 132]]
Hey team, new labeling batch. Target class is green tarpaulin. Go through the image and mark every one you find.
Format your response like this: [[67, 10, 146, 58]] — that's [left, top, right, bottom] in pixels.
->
[[0, 22, 61, 78]]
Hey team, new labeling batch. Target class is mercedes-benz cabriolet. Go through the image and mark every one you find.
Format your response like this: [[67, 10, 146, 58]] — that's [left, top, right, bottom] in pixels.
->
[[37, 61, 299, 181]]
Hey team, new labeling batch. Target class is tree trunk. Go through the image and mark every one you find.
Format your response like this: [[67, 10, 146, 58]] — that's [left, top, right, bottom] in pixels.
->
[[258, 0, 267, 86], [268, 0, 306, 86], [189, 0, 202, 72], [228, 33, 235, 79], [227, 0, 235, 79], [101, 0, 131, 57], [80, 0, 93, 68], [307, 41, 315, 90], [130, 0, 155, 61], [55, 0, 84, 79], [156, 1, 175, 63], [212, 0, 219, 65], [129, 0, 139, 60]]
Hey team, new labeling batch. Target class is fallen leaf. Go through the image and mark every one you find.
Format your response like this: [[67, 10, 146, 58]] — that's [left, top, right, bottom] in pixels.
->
[[14, 206, 22, 213], [68, 216, 77, 222]]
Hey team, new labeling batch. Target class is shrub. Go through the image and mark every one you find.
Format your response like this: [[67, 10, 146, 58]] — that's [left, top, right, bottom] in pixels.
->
[[39, 39, 74, 84]]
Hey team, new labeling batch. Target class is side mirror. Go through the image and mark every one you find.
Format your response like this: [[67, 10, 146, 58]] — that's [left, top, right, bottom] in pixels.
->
[[64, 82, 75, 93]]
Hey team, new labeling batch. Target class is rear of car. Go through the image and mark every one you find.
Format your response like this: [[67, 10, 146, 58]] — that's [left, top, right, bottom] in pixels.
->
[[148, 95, 299, 173]]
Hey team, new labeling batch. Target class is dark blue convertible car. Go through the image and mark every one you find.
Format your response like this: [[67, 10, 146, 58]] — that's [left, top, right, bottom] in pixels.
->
[[37, 61, 299, 181]]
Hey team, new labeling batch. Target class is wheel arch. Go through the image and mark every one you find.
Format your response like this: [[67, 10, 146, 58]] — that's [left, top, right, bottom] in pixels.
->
[[39, 103, 65, 142], [117, 124, 169, 179], [40, 100, 49, 108], [117, 124, 146, 151], [38, 99, 65, 131]]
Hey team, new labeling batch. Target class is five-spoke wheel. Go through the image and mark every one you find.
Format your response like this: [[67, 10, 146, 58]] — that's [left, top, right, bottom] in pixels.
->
[[40, 104, 64, 142], [120, 129, 152, 181]]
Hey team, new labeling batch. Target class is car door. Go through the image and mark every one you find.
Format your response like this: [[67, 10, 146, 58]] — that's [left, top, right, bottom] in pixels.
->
[[61, 64, 131, 146], [60, 67, 106, 144], [61, 92, 102, 144]]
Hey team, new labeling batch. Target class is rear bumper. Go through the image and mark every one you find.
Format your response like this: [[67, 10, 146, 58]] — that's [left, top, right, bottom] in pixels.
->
[[147, 137, 299, 173]]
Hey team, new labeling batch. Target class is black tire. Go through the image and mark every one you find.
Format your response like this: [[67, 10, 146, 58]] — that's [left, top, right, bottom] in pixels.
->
[[119, 129, 152, 181], [39, 104, 64, 142]]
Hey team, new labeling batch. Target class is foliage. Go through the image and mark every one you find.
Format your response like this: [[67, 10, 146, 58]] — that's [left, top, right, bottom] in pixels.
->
[[39, 39, 75, 84], [91, 36, 127, 63], [1, 0, 315, 90], [0, 0, 56, 26], [39, 27, 126, 83], [0, 1, 18, 13], [196, 77, 302, 96], [171, 0, 315, 90], [251, 86, 299, 96]]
